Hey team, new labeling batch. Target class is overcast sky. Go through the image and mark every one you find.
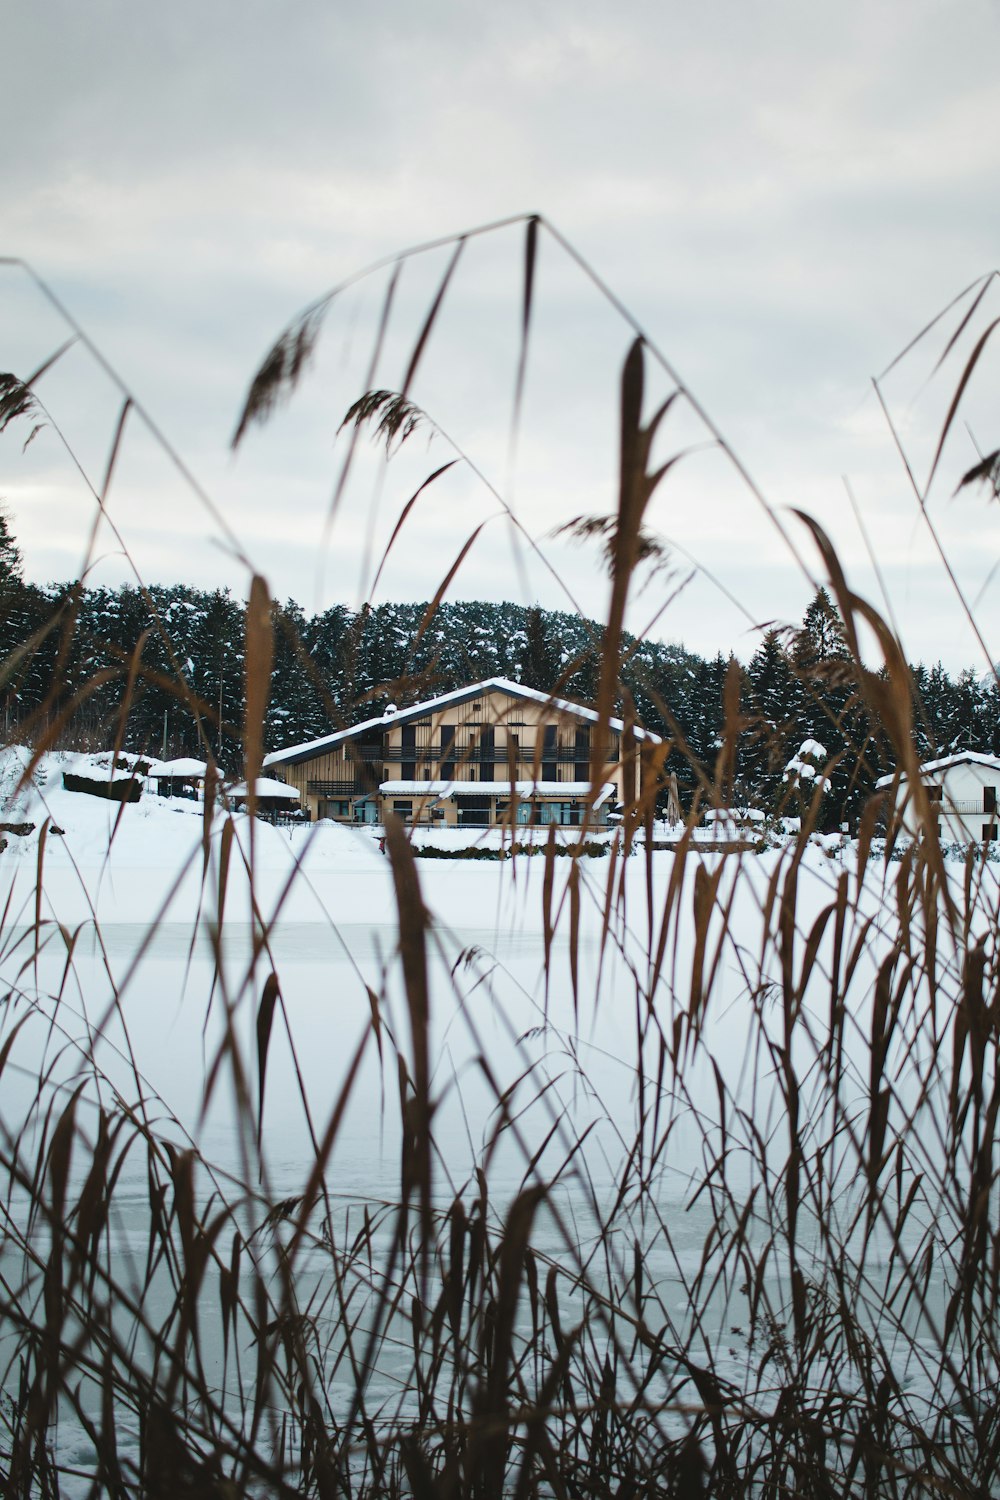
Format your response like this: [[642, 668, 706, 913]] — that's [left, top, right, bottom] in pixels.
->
[[2, 1, 1000, 672]]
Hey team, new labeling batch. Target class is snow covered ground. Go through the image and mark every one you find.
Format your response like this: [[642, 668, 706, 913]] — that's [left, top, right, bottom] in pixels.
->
[[0, 746, 393, 929], [0, 746, 995, 1491], [0, 747, 865, 939]]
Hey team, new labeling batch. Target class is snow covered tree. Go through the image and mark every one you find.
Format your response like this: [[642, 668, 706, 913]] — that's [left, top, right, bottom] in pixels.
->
[[519, 606, 561, 692], [0, 506, 23, 593], [741, 630, 798, 811], [783, 737, 831, 825], [792, 587, 849, 671]]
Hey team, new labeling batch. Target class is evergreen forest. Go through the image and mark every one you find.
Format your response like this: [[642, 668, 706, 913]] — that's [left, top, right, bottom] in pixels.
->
[[0, 511, 996, 828]]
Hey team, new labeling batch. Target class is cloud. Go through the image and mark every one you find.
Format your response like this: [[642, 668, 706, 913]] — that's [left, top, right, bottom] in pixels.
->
[[2, 0, 999, 672]]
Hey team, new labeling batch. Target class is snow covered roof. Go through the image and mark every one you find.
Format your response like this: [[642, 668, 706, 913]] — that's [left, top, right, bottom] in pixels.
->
[[874, 751, 1000, 791], [264, 677, 662, 766], [152, 757, 208, 778], [228, 778, 301, 800], [379, 779, 616, 806], [703, 807, 766, 824], [65, 757, 140, 784], [95, 751, 157, 772]]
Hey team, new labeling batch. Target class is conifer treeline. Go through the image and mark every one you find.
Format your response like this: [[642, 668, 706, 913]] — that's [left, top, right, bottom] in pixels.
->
[[0, 512, 996, 825]]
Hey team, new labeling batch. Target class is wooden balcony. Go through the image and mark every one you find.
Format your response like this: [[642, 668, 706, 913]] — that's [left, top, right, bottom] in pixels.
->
[[307, 779, 371, 796]]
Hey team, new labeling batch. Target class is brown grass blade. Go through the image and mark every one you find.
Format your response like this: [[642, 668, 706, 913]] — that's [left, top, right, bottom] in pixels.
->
[[256, 972, 280, 1151], [243, 574, 274, 821], [401, 238, 465, 398], [924, 316, 1000, 497], [413, 522, 489, 644], [511, 214, 539, 439], [368, 460, 458, 598]]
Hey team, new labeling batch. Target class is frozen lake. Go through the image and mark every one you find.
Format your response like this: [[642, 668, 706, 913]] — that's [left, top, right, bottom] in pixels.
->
[[0, 843, 994, 1491]]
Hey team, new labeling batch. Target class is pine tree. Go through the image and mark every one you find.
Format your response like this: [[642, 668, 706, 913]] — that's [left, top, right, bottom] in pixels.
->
[[519, 607, 560, 692], [743, 630, 798, 810], [792, 587, 849, 671], [0, 506, 23, 594]]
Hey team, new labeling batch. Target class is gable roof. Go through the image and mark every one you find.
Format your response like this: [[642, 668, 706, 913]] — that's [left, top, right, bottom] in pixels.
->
[[264, 676, 661, 768], [874, 750, 1000, 790]]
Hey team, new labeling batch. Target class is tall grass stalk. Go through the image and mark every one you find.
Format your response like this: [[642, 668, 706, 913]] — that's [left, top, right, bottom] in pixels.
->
[[0, 225, 999, 1496]]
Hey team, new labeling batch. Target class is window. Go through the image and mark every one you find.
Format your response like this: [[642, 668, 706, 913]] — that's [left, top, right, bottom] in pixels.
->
[[926, 785, 942, 802], [986, 786, 997, 813], [983, 824, 998, 842], [320, 799, 350, 819], [393, 800, 413, 823], [456, 795, 490, 827], [539, 802, 583, 826], [401, 722, 416, 780], [441, 725, 456, 777], [542, 724, 557, 781]]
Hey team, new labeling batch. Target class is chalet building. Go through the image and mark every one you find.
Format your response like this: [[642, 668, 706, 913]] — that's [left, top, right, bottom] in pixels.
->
[[149, 757, 208, 798], [875, 751, 1000, 843], [228, 778, 302, 815], [263, 677, 661, 828]]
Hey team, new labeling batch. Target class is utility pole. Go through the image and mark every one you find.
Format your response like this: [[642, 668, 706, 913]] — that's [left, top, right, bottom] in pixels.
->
[[162, 709, 168, 760]]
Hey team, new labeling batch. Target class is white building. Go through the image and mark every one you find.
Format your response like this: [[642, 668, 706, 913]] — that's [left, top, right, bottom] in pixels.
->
[[875, 752, 1000, 843]]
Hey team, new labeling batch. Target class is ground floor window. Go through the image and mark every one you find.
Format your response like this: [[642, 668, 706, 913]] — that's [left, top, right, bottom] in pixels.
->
[[456, 795, 490, 827], [538, 802, 584, 826], [495, 800, 533, 826], [983, 824, 997, 842], [319, 799, 351, 820], [393, 800, 414, 823]]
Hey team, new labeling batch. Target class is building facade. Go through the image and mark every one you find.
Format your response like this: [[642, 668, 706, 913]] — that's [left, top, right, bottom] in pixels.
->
[[875, 751, 1000, 843], [263, 677, 661, 828]]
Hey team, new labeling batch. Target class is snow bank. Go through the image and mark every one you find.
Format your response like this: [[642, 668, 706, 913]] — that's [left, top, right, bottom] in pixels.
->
[[0, 748, 388, 928]]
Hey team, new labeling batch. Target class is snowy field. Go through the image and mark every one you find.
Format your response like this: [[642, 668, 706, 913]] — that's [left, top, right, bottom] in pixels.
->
[[0, 746, 851, 928], [0, 747, 995, 1491]]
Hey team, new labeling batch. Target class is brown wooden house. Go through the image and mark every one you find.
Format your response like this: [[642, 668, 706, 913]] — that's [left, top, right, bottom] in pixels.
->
[[263, 678, 662, 828]]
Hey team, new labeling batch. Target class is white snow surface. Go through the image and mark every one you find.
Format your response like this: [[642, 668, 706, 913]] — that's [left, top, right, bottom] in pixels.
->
[[152, 757, 208, 778], [1, 744, 976, 949], [63, 755, 140, 783], [3, 747, 998, 1496], [228, 777, 300, 799], [703, 807, 765, 826], [0, 746, 841, 937], [0, 748, 384, 927]]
